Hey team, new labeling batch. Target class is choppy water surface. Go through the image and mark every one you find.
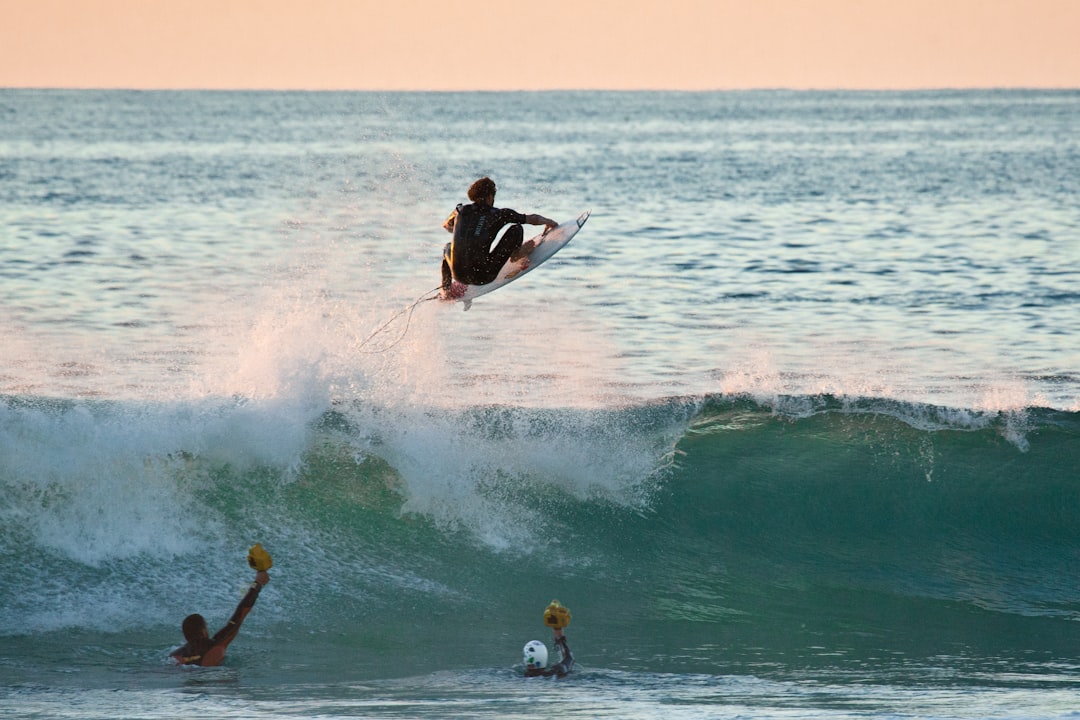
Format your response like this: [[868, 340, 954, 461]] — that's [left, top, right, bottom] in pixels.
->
[[2, 89, 1079, 719]]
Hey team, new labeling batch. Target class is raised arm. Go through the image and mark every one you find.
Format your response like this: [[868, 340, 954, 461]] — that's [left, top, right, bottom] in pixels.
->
[[547, 629, 574, 677], [210, 570, 269, 648]]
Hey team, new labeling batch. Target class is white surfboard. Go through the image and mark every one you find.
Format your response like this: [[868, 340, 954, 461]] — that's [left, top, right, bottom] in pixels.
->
[[441, 211, 590, 310]]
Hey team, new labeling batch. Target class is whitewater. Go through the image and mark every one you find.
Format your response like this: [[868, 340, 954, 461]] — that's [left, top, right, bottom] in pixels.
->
[[1, 89, 1079, 719]]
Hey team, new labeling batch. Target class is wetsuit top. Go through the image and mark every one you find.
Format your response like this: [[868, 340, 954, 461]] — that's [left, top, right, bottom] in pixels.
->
[[170, 583, 262, 667], [525, 635, 575, 678], [448, 202, 527, 280]]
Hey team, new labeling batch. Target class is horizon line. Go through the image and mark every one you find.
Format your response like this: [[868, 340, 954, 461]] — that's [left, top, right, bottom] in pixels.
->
[[4, 84, 1079, 93]]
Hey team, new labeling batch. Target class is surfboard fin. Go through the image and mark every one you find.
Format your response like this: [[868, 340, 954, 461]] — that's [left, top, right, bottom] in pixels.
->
[[462, 299, 472, 312]]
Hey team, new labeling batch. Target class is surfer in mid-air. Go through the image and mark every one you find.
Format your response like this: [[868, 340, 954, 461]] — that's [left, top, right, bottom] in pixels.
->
[[440, 177, 557, 299]]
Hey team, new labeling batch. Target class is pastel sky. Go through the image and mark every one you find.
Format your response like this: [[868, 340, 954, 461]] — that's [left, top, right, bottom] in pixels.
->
[[3, 0, 1078, 90]]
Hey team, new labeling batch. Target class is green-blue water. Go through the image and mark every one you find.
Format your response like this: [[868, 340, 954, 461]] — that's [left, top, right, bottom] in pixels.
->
[[3, 395, 1079, 717]]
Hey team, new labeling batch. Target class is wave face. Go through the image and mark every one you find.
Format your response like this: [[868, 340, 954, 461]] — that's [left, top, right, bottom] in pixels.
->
[[3, 392, 1078, 679]]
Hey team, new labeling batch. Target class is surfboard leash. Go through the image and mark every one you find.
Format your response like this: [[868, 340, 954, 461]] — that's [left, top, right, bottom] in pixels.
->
[[354, 285, 442, 354]]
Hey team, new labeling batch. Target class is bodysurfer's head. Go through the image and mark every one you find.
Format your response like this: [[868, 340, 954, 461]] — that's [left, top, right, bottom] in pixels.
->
[[181, 613, 209, 642], [468, 176, 497, 204], [523, 640, 548, 670]]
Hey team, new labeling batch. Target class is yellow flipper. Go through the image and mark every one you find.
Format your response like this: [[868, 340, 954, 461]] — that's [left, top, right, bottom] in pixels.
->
[[544, 599, 571, 629], [247, 543, 273, 571]]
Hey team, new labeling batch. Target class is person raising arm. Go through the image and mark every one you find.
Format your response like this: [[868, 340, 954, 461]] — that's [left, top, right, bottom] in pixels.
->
[[170, 544, 272, 667], [523, 600, 575, 678]]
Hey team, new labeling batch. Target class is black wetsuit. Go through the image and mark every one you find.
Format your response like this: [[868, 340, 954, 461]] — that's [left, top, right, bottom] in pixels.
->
[[170, 583, 262, 666], [444, 202, 528, 286], [525, 635, 575, 678]]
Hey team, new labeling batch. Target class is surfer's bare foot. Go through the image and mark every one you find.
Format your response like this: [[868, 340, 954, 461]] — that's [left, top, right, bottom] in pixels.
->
[[506, 257, 531, 278], [509, 240, 536, 262]]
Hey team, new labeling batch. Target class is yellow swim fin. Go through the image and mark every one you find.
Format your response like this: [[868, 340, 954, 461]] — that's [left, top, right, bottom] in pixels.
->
[[544, 599, 571, 629], [247, 543, 273, 571]]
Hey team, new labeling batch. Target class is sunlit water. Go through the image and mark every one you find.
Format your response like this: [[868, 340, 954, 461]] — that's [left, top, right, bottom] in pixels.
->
[[2, 90, 1078, 409]]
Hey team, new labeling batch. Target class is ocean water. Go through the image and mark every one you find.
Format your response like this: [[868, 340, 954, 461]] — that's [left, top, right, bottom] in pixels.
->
[[2, 89, 1079, 719]]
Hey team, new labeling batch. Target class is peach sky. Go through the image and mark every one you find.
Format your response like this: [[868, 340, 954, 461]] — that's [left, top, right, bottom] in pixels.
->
[[2, 0, 1078, 90]]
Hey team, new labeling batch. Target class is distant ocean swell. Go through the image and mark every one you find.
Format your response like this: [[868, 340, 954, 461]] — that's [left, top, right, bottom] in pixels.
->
[[2, 392, 1078, 663]]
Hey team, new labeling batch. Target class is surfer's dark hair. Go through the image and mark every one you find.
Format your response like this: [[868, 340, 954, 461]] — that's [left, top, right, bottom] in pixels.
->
[[468, 177, 497, 202], [182, 613, 207, 641]]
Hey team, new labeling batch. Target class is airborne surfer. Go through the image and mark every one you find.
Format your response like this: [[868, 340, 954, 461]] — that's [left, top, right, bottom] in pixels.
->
[[522, 600, 575, 678], [440, 177, 557, 300], [170, 544, 272, 667]]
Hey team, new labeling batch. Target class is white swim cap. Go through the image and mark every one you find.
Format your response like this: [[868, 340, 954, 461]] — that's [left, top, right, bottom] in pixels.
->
[[523, 640, 548, 669]]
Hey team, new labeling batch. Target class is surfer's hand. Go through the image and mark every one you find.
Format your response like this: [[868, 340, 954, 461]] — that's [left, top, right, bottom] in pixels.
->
[[254, 570, 270, 586]]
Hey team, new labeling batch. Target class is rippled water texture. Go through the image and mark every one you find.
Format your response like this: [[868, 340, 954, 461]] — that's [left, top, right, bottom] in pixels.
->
[[3, 90, 1079, 409]]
